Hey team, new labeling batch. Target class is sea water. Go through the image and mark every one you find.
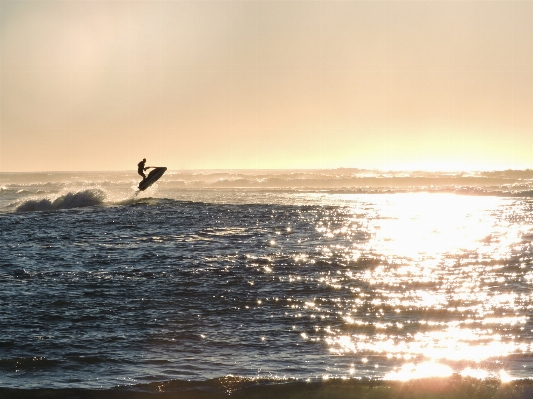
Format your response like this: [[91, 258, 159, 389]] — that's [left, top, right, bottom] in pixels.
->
[[2, 170, 533, 396]]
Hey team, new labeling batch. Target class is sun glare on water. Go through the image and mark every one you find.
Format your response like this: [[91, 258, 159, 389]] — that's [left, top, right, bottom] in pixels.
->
[[369, 193, 503, 259], [313, 193, 531, 381], [384, 361, 453, 381]]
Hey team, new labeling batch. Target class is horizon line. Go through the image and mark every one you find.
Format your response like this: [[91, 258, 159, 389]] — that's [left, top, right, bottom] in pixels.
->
[[2, 167, 533, 174]]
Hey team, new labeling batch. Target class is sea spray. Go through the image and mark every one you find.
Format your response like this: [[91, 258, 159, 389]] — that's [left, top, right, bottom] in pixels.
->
[[15, 188, 107, 212]]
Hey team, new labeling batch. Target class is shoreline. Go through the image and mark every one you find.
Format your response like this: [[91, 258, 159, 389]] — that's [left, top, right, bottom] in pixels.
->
[[2, 376, 533, 399]]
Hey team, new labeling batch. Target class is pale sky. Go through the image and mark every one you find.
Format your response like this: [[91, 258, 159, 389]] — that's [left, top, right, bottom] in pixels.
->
[[1, 0, 533, 172]]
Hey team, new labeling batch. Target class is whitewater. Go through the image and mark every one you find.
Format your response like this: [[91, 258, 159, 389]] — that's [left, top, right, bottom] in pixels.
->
[[2, 169, 533, 398]]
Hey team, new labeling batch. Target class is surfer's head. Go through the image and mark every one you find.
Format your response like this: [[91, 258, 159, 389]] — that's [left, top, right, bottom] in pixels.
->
[[143, 158, 146, 162]]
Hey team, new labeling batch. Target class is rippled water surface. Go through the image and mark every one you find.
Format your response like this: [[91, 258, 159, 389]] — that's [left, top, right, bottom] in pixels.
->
[[2, 172, 533, 389]]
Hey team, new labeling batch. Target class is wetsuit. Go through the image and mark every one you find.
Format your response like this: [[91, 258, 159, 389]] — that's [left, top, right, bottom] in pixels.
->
[[138, 160, 146, 179]]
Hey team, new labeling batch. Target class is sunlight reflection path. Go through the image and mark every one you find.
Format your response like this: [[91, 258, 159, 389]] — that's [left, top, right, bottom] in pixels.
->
[[308, 194, 533, 380]]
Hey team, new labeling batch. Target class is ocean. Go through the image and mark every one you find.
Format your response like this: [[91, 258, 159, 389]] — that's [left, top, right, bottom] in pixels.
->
[[2, 169, 533, 398]]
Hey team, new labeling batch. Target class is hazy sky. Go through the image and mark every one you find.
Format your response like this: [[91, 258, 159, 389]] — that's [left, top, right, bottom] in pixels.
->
[[1, 0, 533, 172]]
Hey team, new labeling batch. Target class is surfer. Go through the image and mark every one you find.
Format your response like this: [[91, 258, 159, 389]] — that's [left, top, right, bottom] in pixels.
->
[[138, 158, 147, 180]]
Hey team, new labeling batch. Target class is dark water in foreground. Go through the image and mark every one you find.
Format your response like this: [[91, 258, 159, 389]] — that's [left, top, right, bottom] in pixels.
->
[[1, 377, 533, 399], [2, 171, 533, 395]]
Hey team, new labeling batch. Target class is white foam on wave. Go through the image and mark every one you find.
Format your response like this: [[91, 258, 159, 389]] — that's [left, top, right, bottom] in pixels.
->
[[15, 188, 108, 212], [12, 185, 147, 212]]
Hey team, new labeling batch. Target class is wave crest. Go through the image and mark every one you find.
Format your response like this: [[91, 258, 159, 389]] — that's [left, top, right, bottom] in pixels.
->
[[15, 189, 107, 212]]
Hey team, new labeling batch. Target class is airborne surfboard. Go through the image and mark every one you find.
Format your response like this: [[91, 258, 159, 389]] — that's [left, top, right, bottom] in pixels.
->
[[138, 167, 167, 191]]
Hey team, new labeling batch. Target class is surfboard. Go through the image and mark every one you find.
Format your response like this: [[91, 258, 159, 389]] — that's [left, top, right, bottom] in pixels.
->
[[138, 167, 167, 191]]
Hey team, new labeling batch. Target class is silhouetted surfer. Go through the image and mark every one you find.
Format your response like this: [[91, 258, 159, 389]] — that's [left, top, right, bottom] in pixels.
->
[[138, 158, 147, 181]]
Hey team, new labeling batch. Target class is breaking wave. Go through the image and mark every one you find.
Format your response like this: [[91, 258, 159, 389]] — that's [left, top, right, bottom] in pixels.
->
[[0, 376, 532, 399], [15, 189, 108, 212]]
